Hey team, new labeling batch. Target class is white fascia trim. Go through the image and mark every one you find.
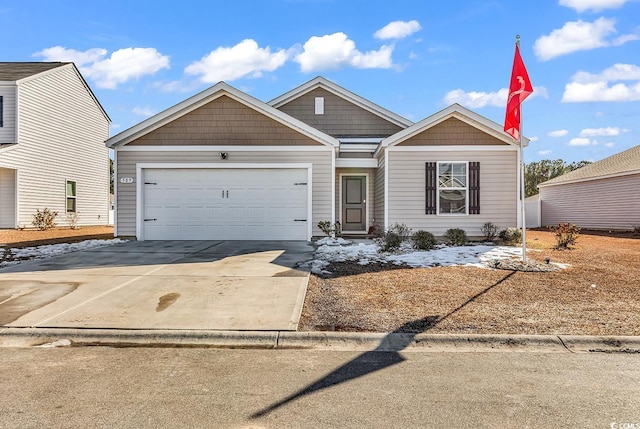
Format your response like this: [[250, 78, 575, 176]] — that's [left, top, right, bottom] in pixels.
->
[[268, 77, 413, 128], [335, 158, 378, 168], [137, 162, 313, 170], [107, 82, 338, 149], [384, 153, 389, 230], [116, 145, 333, 152], [339, 143, 380, 152], [135, 162, 314, 241], [387, 145, 518, 152], [338, 137, 385, 143], [338, 172, 370, 234], [538, 170, 640, 188], [379, 104, 528, 152], [0, 82, 18, 85]]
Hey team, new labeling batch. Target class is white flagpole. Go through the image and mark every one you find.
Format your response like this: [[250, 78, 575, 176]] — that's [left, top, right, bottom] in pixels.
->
[[517, 35, 527, 263]]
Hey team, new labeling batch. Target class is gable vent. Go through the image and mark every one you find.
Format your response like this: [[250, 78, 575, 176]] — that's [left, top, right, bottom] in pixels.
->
[[314, 97, 324, 115]]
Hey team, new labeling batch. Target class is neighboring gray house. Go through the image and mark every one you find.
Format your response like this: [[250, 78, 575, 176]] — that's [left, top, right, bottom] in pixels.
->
[[538, 145, 640, 230], [107, 77, 525, 241], [0, 62, 111, 229]]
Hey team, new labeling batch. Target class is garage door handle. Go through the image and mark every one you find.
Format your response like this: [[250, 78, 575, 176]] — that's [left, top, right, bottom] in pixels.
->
[[294, 219, 307, 222], [144, 182, 157, 185], [144, 218, 157, 221]]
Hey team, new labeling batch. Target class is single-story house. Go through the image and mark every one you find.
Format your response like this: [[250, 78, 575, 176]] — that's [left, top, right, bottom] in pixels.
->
[[106, 77, 526, 241], [0, 62, 111, 229], [538, 145, 640, 230]]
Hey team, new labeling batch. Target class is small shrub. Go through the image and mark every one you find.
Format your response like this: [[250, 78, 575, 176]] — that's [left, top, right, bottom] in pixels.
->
[[375, 231, 403, 251], [499, 227, 522, 245], [65, 212, 80, 230], [317, 221, 341, 237], [632, 224, 640, 235], [412, 230, 436, 250], [445, 228, 467, 246], [387, 223, 412, 241], [551, 223, 581, 249], [32, 208, 58, 231], [481, 222, 499, 242]]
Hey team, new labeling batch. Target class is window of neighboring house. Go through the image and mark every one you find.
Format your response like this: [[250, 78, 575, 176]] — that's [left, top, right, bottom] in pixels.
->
[[0, 96, 3, 127], [438, 162, 468, 214], [426, 161, 479, 215], [66, 180, 77, 212]]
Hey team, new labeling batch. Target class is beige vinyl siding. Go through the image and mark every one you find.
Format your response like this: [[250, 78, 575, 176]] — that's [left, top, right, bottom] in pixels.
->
[[387, 150, 518, 237], [0, 65, 110, 227], [397, 117, 510, 146], [129, 95, 323, 146], [374, 152, 385, 228], [335, 168, 376, 230], [115, 150, 333, 238], [0, 168, 16, 227], [540, 174, 640, 230], [0, 86, 16, 143], [276, 88, 403, 137]]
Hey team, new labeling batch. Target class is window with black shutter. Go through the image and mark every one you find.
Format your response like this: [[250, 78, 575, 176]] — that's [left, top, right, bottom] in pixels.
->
[[427, 161, 481, 215]]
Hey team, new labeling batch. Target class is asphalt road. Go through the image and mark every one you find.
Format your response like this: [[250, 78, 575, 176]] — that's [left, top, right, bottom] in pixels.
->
[[1, 347, 638, 428]]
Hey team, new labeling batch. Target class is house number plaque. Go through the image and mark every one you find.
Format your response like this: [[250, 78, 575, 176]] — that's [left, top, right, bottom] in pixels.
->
[[119, 177, 134, 184]]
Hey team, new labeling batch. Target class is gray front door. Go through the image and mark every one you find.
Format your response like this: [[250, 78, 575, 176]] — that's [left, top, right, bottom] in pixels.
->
[[342, 176, 366, 232]]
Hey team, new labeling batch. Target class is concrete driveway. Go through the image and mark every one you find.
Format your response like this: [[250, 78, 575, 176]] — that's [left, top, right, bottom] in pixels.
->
[[0, 240, 313, 331]]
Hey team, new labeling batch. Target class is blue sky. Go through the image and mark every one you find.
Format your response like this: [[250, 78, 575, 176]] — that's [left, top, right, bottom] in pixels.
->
[[3, 0, 639, 163]]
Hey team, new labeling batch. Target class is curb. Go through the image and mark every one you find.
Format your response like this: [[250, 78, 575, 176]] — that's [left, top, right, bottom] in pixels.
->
[[2, 328, 640, 353]]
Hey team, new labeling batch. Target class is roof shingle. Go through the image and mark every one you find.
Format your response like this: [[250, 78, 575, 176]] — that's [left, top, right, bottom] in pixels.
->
[[540, 145, 640, 187], [0, 62, 68, 81]]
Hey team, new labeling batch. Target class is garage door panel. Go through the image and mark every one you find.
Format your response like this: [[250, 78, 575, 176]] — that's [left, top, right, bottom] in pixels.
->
[[142, 168, 309, 240]]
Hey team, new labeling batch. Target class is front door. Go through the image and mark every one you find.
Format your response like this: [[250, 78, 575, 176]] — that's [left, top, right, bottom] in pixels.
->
[[342, 175, 366, 232]]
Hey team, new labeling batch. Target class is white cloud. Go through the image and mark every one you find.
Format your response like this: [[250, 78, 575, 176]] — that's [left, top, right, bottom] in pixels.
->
[[185, 39, 288, 83], [533, 18, 638, 61], [559, 0, 629, 13], [563, 63, 640, 102], [538, 149, 552, 155], [548, 129, 569, 137], [605, 142, 615, 147], [579, 126, 625, 136], [294, 32, 394, 72], [529, 136, 539, 142], [33, 46, 170, 89], [132, 106, 156, 117], [442, 86, 548, 108], [569, 137, 594, 146], [374, 20, 421, 40]]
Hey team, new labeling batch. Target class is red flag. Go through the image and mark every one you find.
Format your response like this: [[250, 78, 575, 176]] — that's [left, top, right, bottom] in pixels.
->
[[504, 44, 533, 140]]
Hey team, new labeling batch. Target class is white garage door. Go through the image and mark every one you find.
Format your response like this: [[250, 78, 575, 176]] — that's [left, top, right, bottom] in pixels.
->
[[141, 168, 309, 240]]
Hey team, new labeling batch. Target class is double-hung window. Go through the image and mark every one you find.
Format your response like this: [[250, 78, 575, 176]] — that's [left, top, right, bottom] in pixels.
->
[[426, 161, 480, 215], [66, 180, 77, 212], [438, 162, 468, 214]]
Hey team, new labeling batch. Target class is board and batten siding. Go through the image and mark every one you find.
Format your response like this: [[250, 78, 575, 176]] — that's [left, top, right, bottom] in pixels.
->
[[540, 174, 640, 230], [0, 86, 17, 143], [0, 168, 16, 228], [276, 88, 403, 137], [386, 150, 518, 237], [115, 150, 333, 238], [0, 65, 110, 227]]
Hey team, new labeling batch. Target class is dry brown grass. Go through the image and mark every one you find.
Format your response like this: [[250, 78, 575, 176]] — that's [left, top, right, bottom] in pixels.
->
[[300, 230, 640, 335], [0, 226, 114, 248]]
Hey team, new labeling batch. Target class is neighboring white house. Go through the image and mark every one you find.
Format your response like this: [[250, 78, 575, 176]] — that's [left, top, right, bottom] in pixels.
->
[[538, 145, 640, 230], [106, 77, 526, 241], [0, 62, 111, 229]]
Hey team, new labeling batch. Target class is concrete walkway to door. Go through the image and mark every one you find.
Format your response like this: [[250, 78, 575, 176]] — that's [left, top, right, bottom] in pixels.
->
[[0, 240, 313, 331]]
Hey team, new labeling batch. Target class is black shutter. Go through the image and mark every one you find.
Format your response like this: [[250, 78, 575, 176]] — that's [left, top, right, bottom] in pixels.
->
[[469, 162, 480, 214], [425, 162, 437, 214], [0, 96, 3, 127]]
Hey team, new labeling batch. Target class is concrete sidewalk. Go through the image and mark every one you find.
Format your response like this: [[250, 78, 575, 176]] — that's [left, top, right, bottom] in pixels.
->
[[0, 240, 313, 331], [1, 327, 640, 353]]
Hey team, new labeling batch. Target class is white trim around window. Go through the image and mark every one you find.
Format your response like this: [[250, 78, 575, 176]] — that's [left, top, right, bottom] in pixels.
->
[[436, 161, 469, 216]]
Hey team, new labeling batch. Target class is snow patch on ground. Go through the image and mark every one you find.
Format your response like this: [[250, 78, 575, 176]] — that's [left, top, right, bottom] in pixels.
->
[[1, 239, 127, 268], [311, 240, 540, 274]]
